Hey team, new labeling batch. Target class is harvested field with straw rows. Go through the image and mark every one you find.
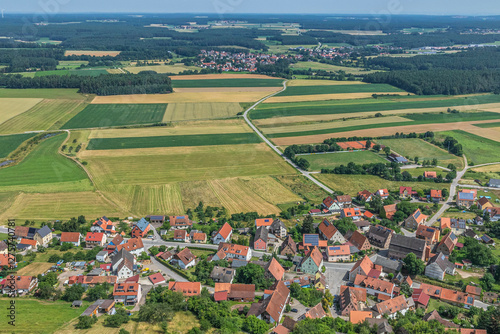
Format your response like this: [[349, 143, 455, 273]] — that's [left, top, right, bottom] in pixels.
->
[[64, 50, 121, 56], [162, 103, 243, 121], [91, 91, 276, 103], [0, 98, 43, 125]]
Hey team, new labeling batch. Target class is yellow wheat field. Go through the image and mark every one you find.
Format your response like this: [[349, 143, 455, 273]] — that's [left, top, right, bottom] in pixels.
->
[[0, 98, 43, 125], [91, 91, 275, 103], [162, 102, 243, 122], [65, 50, 121, 56]]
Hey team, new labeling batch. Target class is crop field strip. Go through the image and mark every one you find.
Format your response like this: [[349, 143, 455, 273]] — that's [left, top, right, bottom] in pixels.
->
[[251, 94, 500, 120], [64, 50, 121, 56], [87, 132, 262, 150], [0, 98, 43, 125], [264, 92, 409, 103], [0, 134, 92, 193], [124, 64, 201, 74], [170, 73, 278, 80], [302, 151, 389, 171], [286, 79, 368, 86], [162, 103, 243, 122], [275, 83, 404, 96], [0, 99, 85, 134], [170, 78, 283, 88], [61, 103, 167, 129], [34, 69, 109, 77], [0, 133, 37, 158], [0, 88, 86, 100], [265, 112, 500, 138], [91, 91, 277, 103]]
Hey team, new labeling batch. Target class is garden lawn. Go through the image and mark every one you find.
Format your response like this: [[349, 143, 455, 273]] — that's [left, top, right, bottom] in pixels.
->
[[302, 151, 387, 171], [62, 103, 167, 129], [435, 130, 500, 165]]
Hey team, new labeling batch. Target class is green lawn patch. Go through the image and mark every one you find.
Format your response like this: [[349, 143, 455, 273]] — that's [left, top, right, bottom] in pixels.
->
[[0, 134, 91, 191], [0, 133, 36, 159], [302, 151, 387, 171], [0, 298, 89, 334], [171, 78, 283, 88], [276, 83, 403, 96], [61, 103, 167, 129], [251, 94, 500, 120], [435, 130, 500, 164], [87, 133, 262, 150]]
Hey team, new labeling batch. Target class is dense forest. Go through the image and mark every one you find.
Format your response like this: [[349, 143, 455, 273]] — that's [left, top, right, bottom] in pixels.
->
[[0, 73, 173, 95]]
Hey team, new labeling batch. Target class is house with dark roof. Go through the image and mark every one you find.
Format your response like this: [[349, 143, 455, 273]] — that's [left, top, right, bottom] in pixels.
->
[[299, 246, 323, 275], [213, 222, 233, 245], [388, 154, 408, 164], [403, 209, 427, 230], [388, 234, 426, 261], [488, 178, 500, 188], [280, 236, 297, 257], [171, 248, 196, 269], [366, 225, 393, 249], [210, 266, 235, 283], [457, 191, 475, 208], [0, 241, 8, 255], [348, 230, 370, 251], [111, 249, 135, 279], [254, 226, 269, 251], [372, 255, 402, 274], [247, 281, 290, 323], [318, 219, 346, 244], [270, 219, 287, 238], [149, 215, 165, 224], [425, 253, 455, 280], [131, 218, 151, 238], [14, 226, 37, 240], [365, 318, 393, 334], [436, 232, 458, 255], [423, 310, 458, 328], [34, 226, 52, 247], [91, 216, 116, 236], [477, 197, 493, 210]]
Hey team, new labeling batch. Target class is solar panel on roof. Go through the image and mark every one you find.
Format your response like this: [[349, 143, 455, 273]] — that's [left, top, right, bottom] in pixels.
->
[[330, 246, 340, 250], [177, 216, 185, 219], [426, 228, 434, 233], [414, 210, 421, 219], [304, 234, 319, 246]]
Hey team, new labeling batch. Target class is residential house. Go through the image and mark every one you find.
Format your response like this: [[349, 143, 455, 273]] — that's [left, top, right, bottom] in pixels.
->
[[462, 189, 478, 200], [264, 258, 285, 281], [366, 318, 393, 334], [374, 189, 390, 200], [382, 204, 397, 220], [191, 232, 207, 243], [85, 232, 107, 248], [96, 251, 109, 262], [60, 232, 81, 247], [388, 234, 426, 261], [313, 272, 327, 290], [416, 225, 440, 245], [247, 281, 290, 323], [349, 255, 374, 282], [420, 283, 474, 308], [475, 216, 484, 226], [91, 216, 116, 236], [425, 253, 456, 280], [0, 241, 8, 255], [270, 219, 287, 238], [465, 285, 482, 299], [1, 276, 38, 295], [318, 219, 346, 244], [399, 186, 413, 199], [431, 189, 442, 202], [373, 295, 411, 318], [341, 208, 362, 220], [339, 285, 367, 316], [424, 171, 437, 179], [116, 237, 144, 256], [19, 238, 37, 250], [372, 255, 403, 274], [440, 218, 467, 235], [481, 234, 495, 245], [488, 178, 500, 188], [148, 273, 166, 285], [172, 248, 196, 269], [299, 302, 326, 320], [131, 218, 151, 238], [113, 282, 141, 305], [366, 225, 393, 249], [215, 283, 255, 302], [210, 266, 235, 283], [0, 254, 16, 268], [349, 231, 370, 251], [388, 154, 408, 164], [327, 245, 350, 262], [300, 246, 323, 275], [357, 190, 373, 202], [255, 218, 273, 229], [457, 191, 475, 208], [484, 207, 500, 221], [149, 215, 165, 224], [156, 251, 174, 262], [350, 311, 373, 325], [354, 275, 395, 298], [336, 195, 352, 208], [214, 243, 252, 261], [14, 226, 37, 240], [108, 235, 125, 249], [111, 249, 135, 279], [169, 216, 193, 230], [477, 197, 493, 210], [168, 281, 201, 297], [436, 232, 458, 255], [463, 229, 479, 240], [412, 289, 430, 309], [68, 275, 117, 287], [302, 234, 327, 251], [34, 226, 52, 247], [355, 219, 371, 232], [254, 226, 269, 251], [423, 310, 458, 328], [403, 209, 427, 229], [173, 229, 189, 242], [213, 222, 233, 245], [280, 236, 297, 257], [322, 196, 341, 212]]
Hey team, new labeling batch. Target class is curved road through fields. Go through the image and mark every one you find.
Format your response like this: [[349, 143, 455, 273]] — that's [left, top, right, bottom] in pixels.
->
[[242, 80, 334, 194]]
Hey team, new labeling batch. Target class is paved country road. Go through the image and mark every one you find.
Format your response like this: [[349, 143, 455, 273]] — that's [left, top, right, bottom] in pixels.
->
[[242, 80, 334, 194]]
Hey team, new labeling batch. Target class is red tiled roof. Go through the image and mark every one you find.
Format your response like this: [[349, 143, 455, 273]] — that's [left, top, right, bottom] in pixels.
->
[[116, 237, 143, 252], [374, 295, 408, 315], [168, 281, 201, 296], [318, 219, 339, 239], [354, 275, 394, 294], [148, 273, 165, 284], [19, 239, 37, 247], [193, 233, 207, 242], [218, 243, 250, 257], [412, 288, 430, 306], [217, 222, 232, 239], [60, 232, 80, 243], [266, 258, 285, 281], [255, 218, 273, 227], [350, 255, 373, 276], [349, 230, 369, 250], [85, 232, 105, 242], [431, 189, 442, 198], [350, 311, 373, 324], [214, 290, 228, 301], [113, 282, 139, 296]]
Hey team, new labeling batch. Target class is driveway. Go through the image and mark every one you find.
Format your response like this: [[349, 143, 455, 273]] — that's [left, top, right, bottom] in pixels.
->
[[150, 257, 188, 282], [324, 267, 349, 296], [285, 299, 309, 321]]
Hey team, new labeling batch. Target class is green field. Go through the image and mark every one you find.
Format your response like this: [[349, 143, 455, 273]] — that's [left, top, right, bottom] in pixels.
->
[[302, 151, 387, 171], [275, 83, 403, 96], [87, 132, 262, 150], [0, 298, 90, 334], [435, 130, 500, 165], [0, 133, 36, 158], [377, 138, 464, 168], [251, 94, 500, 120], [0, 134, 92, 192], [290, 61, 381, 74], [34, 69, 108, 77], [404, 167, 447, 178], [265, 112, 500, 138], [0, 88, 85, 100], [473, 121, 500, 128], [62, 103, 167, 129], [171, 78, 283, 88]]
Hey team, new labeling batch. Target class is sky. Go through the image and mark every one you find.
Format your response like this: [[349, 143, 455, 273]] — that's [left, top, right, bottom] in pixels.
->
[[1, 0, 500, 16]]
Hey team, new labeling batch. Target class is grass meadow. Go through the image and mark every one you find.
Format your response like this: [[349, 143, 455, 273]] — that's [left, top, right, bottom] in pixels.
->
[[435, 130, 500, 165], [0, 133, 36, 158], [302, 151, 387, 171], [171, 78, 283, 88], [290, 61, 382, 74], [0, 88, 85, 100], [62, 103, 167, 129], [276, 83, 404, 96]]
